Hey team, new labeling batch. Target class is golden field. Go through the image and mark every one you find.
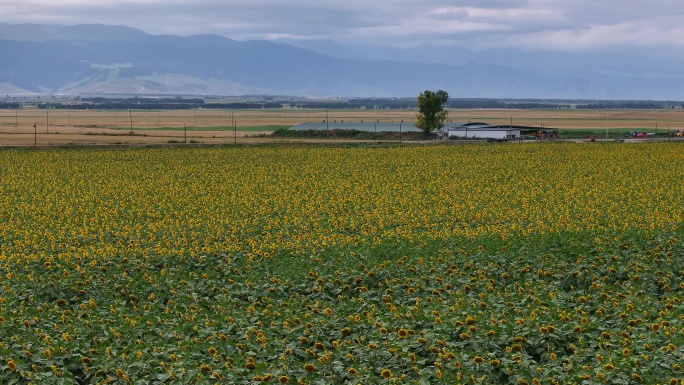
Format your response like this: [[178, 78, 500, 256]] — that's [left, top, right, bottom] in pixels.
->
[[1, 108, 684, 146], [0, 143, 683, 384]]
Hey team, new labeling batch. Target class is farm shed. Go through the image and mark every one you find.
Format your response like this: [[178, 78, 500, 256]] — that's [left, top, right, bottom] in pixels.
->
[[447, 122, 521, 139], [290, 121, 421, 132]]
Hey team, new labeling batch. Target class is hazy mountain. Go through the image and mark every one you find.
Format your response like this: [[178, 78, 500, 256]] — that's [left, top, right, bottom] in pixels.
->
[[0, 23, 152, 42], [343, 41, 684, 76], [273, 38, 366, 60], [1, 23, 683, 99]]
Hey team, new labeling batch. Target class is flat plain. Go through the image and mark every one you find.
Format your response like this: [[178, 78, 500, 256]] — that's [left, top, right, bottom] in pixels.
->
[[1, 108, 684, 146]]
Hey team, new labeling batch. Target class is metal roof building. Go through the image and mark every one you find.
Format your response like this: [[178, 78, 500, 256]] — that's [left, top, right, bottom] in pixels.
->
[[447, 122, 521, 139], [290, 121, 421, 132], [290, 121, 558, 139]]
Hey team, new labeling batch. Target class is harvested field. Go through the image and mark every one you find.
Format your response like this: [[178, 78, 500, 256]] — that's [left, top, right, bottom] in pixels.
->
[[1, 108, 684, 146]]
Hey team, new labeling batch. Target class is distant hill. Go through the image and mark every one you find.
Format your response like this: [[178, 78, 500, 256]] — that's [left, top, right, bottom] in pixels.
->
[[1, 23, 684, 99]]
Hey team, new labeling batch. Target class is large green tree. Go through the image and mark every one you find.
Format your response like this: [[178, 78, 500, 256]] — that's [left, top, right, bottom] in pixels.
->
[[415, 90, 449, 135]]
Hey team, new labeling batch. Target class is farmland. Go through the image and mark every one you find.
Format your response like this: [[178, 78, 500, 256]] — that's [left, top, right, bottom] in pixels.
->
[[1, 143, 683, 384], [2, 108, 684, 146]]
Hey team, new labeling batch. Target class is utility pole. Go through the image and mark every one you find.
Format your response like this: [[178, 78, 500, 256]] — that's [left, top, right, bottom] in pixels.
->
[[129, 109, 133, 131], [325, 109, 329, 138], [46, 110, 49, 134], [34, 123, 37, 147], [184, 123, 187, 144], [399, 120, 403, 143], [15, 111, 17, 127], [234, 121, 237, 146]]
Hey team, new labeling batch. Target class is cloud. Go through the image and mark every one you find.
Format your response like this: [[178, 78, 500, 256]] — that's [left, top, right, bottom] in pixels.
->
[[0, 0, 683, 52], [497, 19, 684, 51]]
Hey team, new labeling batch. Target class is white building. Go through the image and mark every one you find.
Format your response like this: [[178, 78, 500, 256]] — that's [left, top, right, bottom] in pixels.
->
[[447, 122, 521, 140]]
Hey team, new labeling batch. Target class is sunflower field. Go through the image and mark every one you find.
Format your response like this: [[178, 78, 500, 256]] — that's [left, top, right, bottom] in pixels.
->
[[0, 143, 683, 384]]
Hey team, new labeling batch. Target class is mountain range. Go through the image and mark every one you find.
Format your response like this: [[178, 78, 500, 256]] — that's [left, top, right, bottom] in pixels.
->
[[1, 23, 683, 99]]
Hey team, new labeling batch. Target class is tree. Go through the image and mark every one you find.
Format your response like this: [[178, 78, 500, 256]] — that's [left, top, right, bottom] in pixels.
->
[[415, 90, 449, 135]]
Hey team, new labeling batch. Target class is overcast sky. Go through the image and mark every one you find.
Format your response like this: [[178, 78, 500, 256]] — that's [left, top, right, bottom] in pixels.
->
[[1, 0, 683, 51]]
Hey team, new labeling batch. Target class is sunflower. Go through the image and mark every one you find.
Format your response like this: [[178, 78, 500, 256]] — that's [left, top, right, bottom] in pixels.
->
[[380, 369, 392, 379]]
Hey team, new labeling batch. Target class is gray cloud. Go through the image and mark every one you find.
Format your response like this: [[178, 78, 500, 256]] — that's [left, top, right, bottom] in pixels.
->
[[0, 0, 683, 52]]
